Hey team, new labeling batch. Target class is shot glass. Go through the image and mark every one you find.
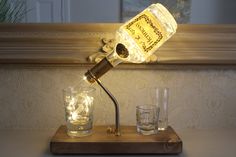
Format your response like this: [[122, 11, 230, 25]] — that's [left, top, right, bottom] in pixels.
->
[[63, 86, 96, 137], [136, 105, 159, 135], [156, 87, 169, 131]]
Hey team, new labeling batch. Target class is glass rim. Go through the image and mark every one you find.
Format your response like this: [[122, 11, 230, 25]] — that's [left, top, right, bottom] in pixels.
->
[[136, 105, 157, 110], [155, 87, 169, 90]]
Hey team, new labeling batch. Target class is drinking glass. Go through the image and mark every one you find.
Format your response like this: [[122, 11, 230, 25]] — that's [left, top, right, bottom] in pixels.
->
[[136, 105, 159, 135], [63, 86, 96, 137], [156, 87, 169, 131]]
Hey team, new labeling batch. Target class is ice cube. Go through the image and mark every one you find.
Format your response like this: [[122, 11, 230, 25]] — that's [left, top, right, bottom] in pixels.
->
[[74, 103, 85, 115], [71, 111, 79, 121], [68, 97, 77, 106]]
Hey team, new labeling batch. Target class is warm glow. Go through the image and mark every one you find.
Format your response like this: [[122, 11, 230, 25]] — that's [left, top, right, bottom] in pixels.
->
[[66, 92, 94, 124], [83, 75, 87, 81]]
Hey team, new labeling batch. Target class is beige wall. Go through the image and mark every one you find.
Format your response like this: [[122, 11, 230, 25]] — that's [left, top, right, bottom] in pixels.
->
[[0, 66, 236, 130]]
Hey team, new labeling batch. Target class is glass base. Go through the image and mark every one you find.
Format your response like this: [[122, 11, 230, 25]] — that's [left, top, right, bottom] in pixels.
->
[[158, 127, 167, 131], [67, 130, 92, 137], [137, 127, 157, 135]]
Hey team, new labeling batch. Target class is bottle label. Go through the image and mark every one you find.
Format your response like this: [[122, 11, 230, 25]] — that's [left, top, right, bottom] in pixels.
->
[[124, 10, 165, 54]]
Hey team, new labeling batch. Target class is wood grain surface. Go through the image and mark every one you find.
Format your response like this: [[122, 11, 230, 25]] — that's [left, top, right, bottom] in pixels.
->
[[50, 125, 182, 154], [0, 24, 236, 67]]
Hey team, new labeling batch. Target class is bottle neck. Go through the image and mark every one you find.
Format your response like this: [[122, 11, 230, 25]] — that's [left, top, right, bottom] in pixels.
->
[[85, 57, 114, 83], [84, 43, 128, 83], [106, 51, 123, 67], [106, 43, 129, 66]]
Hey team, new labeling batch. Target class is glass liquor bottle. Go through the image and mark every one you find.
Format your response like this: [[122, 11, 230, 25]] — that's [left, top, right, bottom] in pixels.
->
[[85, 3, 177, 83]]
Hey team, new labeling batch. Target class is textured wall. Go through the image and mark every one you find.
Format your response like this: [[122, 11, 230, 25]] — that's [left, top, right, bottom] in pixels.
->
[[0, 66, 236, 130]]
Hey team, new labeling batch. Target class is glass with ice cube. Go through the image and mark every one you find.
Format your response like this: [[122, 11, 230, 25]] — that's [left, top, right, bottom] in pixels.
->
[[63, 86, 96, 137]]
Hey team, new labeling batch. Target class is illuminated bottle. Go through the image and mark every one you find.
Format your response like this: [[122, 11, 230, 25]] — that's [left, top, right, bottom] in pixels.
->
[[85, 3, 177, 83]]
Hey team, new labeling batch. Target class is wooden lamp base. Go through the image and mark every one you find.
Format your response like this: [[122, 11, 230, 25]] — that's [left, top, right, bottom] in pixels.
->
[[50, 125, 182, 155]]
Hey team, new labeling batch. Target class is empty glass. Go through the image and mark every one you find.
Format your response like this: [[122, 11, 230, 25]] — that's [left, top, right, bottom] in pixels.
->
[[136, 105, 159, 135], [63, 86, 96, 137], [156, 87, 169, 131]]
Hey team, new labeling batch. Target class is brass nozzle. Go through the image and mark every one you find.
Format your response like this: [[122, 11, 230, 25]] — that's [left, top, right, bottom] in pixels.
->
[[85, 57, 113, 83]]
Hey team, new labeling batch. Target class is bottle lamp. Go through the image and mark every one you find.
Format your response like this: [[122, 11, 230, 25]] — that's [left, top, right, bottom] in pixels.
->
[[84, 3, 177, 136]]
